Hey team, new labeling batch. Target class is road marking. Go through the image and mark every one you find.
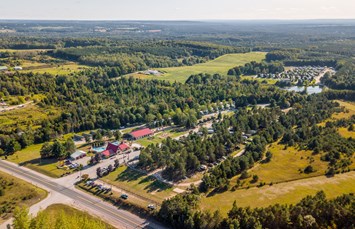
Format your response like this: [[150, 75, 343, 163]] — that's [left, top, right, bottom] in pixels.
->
[[0, 161, 145, 228]]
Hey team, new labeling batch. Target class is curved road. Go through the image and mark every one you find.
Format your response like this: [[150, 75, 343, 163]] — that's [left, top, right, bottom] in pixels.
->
[[0, 160, 166, 229]]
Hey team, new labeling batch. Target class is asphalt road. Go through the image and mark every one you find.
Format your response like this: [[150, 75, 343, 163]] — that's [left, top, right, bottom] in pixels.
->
[[0, 160, 167, 229]]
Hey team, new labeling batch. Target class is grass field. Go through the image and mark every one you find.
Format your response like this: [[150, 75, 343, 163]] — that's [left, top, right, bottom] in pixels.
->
[[0, 104, 60, 132], [338, 127, 355, 138], [0, 171, 47, 223], [7, 144, 69, 178], [230, 143, 330, 187], [22, 63, 89, 75], [131, 52, 266, 83], [332, 100, 355, 120], [101, 166, 175, 204], [201, 171, 355, 216], [37, 204, 114, 228]]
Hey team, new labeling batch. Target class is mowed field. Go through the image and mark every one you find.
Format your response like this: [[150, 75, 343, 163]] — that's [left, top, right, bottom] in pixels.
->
[[7, 144, 65, 178], [0, 171, 47, 223], [100, 166, 175, 204], [132, 52, 266, 83], [201, 171, 355, 216]]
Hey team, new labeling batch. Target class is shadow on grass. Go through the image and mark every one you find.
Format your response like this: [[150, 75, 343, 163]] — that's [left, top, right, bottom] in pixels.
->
[[19, 157, 58, 167], [115, 167, 145, 182], [115, 168, 171, 194]]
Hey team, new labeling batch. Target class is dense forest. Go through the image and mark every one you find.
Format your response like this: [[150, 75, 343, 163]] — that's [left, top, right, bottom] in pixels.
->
[[0, 72, 301, 156], [321, 61, 355, 90], [227, 61, 284, 76]]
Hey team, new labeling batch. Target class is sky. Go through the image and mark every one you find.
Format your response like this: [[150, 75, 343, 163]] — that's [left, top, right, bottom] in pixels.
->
[[0, 0, 354, 20]]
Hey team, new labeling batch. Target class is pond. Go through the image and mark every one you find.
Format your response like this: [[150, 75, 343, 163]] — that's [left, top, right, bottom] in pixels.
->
[[284, 86, 323, 94]]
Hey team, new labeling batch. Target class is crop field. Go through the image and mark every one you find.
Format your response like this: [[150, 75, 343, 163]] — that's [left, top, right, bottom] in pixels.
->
[[201, 171, 355, 216], [101, 166, 175, 204], [0, 171, 47, 223], [132, 52, 266, 83]]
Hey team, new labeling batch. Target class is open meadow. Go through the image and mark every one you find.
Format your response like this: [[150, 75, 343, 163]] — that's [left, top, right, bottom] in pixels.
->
[[132, 52, 266, 83], [201, 171, 355, 216]]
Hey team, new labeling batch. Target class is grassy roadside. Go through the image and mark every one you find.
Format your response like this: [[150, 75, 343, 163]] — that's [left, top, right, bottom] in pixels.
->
[[35, 204, 115, 228], [0, 171, 47, 223]]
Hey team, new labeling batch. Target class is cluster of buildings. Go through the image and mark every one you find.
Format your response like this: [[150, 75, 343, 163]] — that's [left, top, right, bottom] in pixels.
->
[[199, 102, 235, 116], [257, 66, 332, 84], [71, 127, 154, 161], [140, 69, 161, 76]]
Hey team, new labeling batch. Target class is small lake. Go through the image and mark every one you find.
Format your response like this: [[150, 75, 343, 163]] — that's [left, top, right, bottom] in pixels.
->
[[284, 86, 323, 94]]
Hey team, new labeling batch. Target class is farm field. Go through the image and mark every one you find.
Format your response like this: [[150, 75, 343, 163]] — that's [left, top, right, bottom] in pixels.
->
[[100, 166, 175, 204], [0, 171, 47, 223], [132, 52, 266, 83], [201, 171, 355, 216], [7, 144, 68, 178], [34, 204, 115, 228]]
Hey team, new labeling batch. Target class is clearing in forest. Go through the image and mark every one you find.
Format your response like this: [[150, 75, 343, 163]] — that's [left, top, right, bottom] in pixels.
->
[[201, 171, 355, 216], [132, 52, 266, 83]]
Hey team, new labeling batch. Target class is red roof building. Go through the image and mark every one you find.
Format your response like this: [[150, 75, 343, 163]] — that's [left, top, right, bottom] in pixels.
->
[[118, 143, 130, 152], [101, 150, 111, 158], [129, 128, 153, 140], [105, 142, 119, 155]]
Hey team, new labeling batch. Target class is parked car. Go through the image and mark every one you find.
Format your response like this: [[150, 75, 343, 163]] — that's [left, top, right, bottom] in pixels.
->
[[147, 204, 156, 210], [120, 194, 128, 199]]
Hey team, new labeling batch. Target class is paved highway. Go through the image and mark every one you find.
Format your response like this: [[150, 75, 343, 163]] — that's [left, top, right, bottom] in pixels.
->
[[0, 160, 167, 229]]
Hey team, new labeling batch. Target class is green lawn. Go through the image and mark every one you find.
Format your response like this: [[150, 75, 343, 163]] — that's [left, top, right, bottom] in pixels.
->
[[101, 166, 175, 204], [136, 128, 188, 147], [201, 171, 355, 216], [132, 52, 266, 83], [0, 171, 47, 223], [7, 144, 69, 178]]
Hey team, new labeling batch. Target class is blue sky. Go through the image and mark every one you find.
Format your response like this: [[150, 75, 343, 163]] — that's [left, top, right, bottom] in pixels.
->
[[0, 0, 354, 20]]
